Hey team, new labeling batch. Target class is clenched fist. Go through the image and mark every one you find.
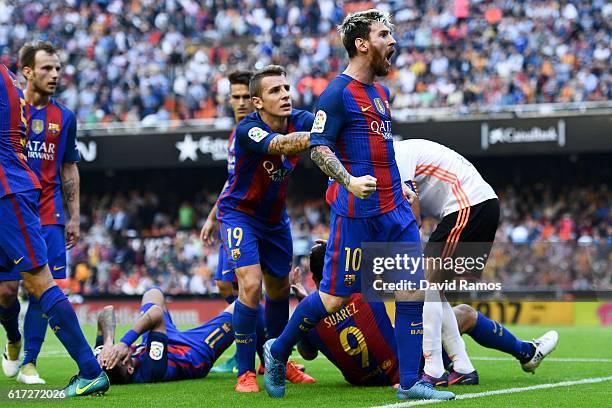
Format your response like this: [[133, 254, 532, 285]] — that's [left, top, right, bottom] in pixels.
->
[[347, 175, 377, 199]]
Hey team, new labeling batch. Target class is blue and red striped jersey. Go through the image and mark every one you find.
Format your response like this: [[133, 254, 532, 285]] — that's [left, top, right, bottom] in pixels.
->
[[25, 99, 80, 226], [131, 342, 210, 382], [0, 64, 40, 198], [310, 74, 404, 218], [128, 311, 233, 383], [304, 293, 399, 386], [217, 109, 314, 223]]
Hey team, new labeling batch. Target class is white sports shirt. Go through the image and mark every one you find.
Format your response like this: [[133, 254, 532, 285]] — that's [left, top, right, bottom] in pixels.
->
[[394, 139, 497, 220]]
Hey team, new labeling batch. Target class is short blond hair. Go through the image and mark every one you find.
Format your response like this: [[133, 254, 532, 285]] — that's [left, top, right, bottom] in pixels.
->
[[338, 9, 395, 58]]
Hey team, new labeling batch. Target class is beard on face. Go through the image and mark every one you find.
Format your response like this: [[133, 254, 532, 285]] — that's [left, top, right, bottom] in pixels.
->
[[370, 47, 390, 77]]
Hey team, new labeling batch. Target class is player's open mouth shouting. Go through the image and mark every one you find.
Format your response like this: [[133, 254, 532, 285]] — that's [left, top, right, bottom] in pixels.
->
[[385, 48, 395, 68]]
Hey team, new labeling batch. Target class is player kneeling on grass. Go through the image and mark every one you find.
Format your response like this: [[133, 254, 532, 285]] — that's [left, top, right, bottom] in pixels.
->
[[95, 287, 235, 384], [296, 242, 558, 386]]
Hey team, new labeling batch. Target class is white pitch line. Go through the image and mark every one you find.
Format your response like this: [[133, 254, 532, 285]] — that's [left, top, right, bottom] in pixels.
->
[[371, 376, 612, 408], [35, 350, 612, 364], [470, 356, 612, 363]]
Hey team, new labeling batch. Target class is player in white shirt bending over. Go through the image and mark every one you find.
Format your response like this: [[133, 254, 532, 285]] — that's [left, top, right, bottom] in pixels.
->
[[394, 139, 558, 386]]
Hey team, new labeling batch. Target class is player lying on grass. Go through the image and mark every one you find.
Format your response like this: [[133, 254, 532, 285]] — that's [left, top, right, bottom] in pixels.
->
[[94, 287, 312, 385], [292, 242, 558, 386], [94, 287, 235, 383]]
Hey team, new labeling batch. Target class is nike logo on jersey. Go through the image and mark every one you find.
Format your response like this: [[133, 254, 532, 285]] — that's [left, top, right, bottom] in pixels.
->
[[361, 105, 372, 112], [53, 266, 66, 271], [410, 322, 423, 327], [13, 256, 24, 265]]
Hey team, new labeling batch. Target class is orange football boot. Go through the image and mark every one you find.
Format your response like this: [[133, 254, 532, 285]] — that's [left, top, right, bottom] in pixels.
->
[[286, 361, 315, 384], [235, 371, 260, 392]]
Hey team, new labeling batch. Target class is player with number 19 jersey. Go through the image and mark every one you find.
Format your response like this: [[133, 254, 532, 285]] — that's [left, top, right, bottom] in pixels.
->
[[216, 109, 314, 277]]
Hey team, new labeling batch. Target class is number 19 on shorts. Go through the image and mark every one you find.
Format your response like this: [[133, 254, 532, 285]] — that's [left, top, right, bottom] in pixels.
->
[[226, 227, 243, 248]]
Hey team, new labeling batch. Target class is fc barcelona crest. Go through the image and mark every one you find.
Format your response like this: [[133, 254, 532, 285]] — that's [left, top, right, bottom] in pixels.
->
[[344, 274, 356, 286], [48, 123, 60, 135], [31, 119, 44, 134], [373, 98, 386, 115], [231, 248, 241, 261]]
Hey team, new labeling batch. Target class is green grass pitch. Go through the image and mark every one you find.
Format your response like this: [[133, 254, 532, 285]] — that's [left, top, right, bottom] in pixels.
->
[[1, 325, 611, 407]]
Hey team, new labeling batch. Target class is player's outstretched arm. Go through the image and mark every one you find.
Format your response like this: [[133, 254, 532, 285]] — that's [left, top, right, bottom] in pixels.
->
[[106, 305, 167, 369], [61, 162, 80, 249], [311, 145, 377, 199], [267, 131, 311, 155]]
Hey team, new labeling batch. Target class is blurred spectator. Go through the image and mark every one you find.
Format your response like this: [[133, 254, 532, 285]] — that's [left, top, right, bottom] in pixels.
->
[[64, 182, 610, 296], [1, 0, 608, 125]]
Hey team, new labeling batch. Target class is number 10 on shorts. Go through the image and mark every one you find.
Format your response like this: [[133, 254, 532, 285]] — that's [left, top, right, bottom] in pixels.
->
[[344, 247, 362, 272]]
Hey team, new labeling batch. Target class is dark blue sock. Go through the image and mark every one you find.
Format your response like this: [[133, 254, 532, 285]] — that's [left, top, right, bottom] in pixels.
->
[[468, 312, 535, 362], [39, 286, 101, 379], [0, 299, 21, 343], [233, 300, 257, 376], [264, 295, 289, 339], [270, 291, 327, 362], [255, 303, 265, 362], [395, 301, 424, 389], [23, 295, 48, 366], [224, 295, 237, 304]]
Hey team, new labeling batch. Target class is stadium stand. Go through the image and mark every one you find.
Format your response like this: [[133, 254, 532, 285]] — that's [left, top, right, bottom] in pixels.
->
[[1, 0, 610, 124], [62, 181, 610, 296]]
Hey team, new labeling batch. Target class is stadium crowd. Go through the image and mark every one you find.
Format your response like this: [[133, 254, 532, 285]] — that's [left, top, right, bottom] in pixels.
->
[[60, 183, 611, 296], [1, 0, 610, 124]]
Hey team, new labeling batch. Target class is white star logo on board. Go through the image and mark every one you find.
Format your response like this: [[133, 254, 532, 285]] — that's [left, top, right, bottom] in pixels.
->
[[176, 133, 199, 161]]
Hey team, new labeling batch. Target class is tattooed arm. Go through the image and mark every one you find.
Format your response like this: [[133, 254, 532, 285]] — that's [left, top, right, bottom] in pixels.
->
[[61, 162, 80, 249], [98, 306, 116, 346], [310, 145, 377, 199], [96, 306, 116, 367], [267, 132, 311, 155]]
